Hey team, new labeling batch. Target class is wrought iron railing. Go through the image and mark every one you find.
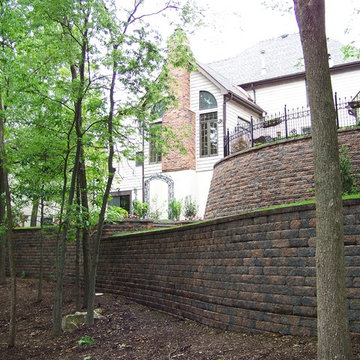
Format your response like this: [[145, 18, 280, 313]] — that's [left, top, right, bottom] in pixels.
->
[[224, 93, 360, 157]]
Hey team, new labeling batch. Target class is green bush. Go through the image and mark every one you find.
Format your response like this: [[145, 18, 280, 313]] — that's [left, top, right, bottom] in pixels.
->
[[132, 199, 148, 219], [183, 196, 198, 220], [169, 199, 182, 221], [106, 206, 128, 223], [339, 146, 357, 195]]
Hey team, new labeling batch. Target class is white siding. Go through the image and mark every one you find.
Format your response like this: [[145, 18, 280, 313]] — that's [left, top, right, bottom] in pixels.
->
[[331, 68, 360, 100], [226, 100, 261, 129], [114, 158, 142, 193], [190, 71, 224, 172], [252, 68, 360, 115], [254, 78, 308, 115]]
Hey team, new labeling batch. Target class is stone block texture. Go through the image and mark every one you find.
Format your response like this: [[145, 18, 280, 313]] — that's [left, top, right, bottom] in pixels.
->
[[205, 128, 360, 218], [10, 198, 360, 337], [94, 199, 359, 337], [162, 65, 196, 172]]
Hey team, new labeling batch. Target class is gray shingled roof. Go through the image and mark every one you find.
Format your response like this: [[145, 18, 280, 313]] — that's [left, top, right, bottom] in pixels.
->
[[207, 33, 359, 86]]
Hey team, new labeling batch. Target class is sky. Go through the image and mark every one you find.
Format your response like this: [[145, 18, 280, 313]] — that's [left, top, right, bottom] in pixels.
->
[[184, 0, 360, 63]]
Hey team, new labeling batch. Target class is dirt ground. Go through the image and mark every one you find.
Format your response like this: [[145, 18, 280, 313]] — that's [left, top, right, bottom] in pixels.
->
[[0, 279, 358, 360]]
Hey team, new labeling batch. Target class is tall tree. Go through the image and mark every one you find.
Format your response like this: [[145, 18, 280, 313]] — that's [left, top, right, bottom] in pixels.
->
[[0, 0, 199, 337], [293, 1, 352, 359]]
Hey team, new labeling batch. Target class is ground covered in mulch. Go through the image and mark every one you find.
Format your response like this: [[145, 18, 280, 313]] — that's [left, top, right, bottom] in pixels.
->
[[0, 279, 358, 359]]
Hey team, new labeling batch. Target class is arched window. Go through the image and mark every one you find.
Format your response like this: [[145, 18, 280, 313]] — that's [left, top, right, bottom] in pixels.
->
[[199, 91, 217, 110], [199, 91, 218, 157]]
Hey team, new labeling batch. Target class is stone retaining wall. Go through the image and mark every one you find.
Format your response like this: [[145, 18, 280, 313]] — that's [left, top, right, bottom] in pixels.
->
[[12, 220, 153, 279], [10, 200, 360, 336], [95, 199, 360, 337], [205, 128, 360, 218]]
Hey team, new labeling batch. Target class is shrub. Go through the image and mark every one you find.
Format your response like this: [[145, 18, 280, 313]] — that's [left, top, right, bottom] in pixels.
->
[[132, 199, 148, 219], [183, 196, 198, 220], [169, 199, 182, 221], [339, 146, 358, 195], [231, 136, 249, 154], [106, 206, 128, 223]]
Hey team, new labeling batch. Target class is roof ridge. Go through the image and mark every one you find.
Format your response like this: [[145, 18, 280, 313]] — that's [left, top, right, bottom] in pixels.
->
[[207, 33, 300, 66], [204, 33, 358, 85]]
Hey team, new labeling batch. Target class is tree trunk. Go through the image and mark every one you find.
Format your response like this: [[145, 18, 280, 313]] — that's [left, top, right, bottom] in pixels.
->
[[30, 198, 39, 227], [86, 49, 117, 326], [293, 1, 352, 359], [37, 196, 44, 301], [53, 9, 89, 332], [75, 181, 82, 311], [0, 164, 6, 284], [0, 93, 16, 347], [78, 147, 91, 309], [52, 140, 80, 335]]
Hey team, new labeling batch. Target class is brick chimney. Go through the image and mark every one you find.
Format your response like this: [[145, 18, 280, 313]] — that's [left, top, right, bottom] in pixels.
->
[[162, 31, 196, 172]]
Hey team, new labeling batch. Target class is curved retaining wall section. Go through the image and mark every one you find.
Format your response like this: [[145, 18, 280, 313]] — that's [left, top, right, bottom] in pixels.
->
[[205, 128, 360, 219], [96, 199, 360, 337]]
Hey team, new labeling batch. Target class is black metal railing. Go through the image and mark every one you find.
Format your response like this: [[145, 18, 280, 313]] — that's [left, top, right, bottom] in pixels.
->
[[224, 93, 360, 156]]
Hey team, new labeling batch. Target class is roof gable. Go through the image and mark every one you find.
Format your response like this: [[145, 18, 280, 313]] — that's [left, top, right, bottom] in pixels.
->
[[207, 33, 360, 85], [195, 61, 264, 114]]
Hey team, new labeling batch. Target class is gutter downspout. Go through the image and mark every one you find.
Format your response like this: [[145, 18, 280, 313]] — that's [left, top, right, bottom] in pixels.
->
[[141, 125, 145, 203], [250, 83, 256, 103], [223, 93, 232, 156]]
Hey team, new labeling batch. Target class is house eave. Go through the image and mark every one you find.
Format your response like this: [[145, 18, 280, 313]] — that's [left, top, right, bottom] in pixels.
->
[[195, 62, 264, 115], [240, 60, 360, 89], [226, 91, 264, 115]]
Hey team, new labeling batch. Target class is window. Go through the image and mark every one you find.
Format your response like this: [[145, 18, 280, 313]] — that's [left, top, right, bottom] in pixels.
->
[[200, 91, 217, 110], [199, 91, 218, 157], [135, 151, 143, 167], [200, 112, 218, 157], [149, 123, 162, 164], [151, 102, 166, 119], [109, 191, 131, 213]]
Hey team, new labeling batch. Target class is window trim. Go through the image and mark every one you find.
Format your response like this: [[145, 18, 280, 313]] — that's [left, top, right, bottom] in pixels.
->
[[149, 122, 162, 164], [199, 90, 218, 110], [200, 111, 218, 157], [109, 190, 132, 213]]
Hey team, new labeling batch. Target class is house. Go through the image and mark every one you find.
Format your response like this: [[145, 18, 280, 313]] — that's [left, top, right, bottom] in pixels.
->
[[209, 33, 360, 115], [111, 33, 360, 219], [111, 61, 263, 219]]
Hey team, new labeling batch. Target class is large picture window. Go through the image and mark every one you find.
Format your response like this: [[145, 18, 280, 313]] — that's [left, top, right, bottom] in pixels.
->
[[199, 91, 218, 157], [200, 112, 218, 157]]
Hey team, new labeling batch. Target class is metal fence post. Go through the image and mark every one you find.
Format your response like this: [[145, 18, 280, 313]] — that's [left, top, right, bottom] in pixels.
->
[[284, 105, 288, 138], [250, 116, 254, 147], [226, 129, 230, 156], [224, 129, 229, 156], [334, 92, 339, 129]]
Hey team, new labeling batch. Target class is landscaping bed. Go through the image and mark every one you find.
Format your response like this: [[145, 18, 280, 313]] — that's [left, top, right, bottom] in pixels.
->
[[0, 278, 358, 359]]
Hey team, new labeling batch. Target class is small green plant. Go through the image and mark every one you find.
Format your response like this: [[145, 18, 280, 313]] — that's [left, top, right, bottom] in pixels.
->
[[183, 196, 198, 220], [339, 146, 358, 195], [77, 336, 95, 346], [106, 206, 128, 223], [132, 199, 149, 219], [263, 117, 281, 128], [148, 207, 162, 222], [169, 199, 182, 221], [21, 270, 27, 279]]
